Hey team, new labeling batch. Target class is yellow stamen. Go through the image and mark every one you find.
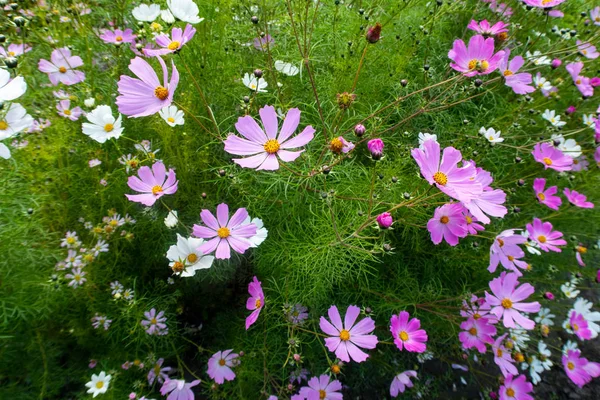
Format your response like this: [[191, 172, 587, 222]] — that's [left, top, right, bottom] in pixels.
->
[[537, 193, 546, 201], [255, 299, 262, 308], [542, 157, 553, 166], [104, 123, 114, 132], [339, 329, 350, 341], [59, 66, 67, 73], [151, 185, 163, 195], [506, 387, 515, 397], [154, 86, 169, 100], [501, 298, 513, 309], [433, 171, 448, 185], [440, 216, 449, 224], [187, 253, 198, 263], [0, 121, 7, 130], [168, 41, 180, 50], [95, 381, 104, 389], [399, 331, 409, 341], [263, 139, 280, 154], [217, 227, 230, 238], [538, 235, 547, 243], [468, 327, 477, 335], [115, 36, 123, 42]]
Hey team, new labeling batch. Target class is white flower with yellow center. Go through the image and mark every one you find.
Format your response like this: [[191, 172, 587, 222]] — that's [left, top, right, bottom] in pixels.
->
[[0, 69, 26, 101], [242, 73, 268, 92], [132, 4, 161, 22], [542, 109, 566, 127], [479, 126, 504, 143], [167, 0, 204, 24], [166, 233, 214, 277], [550, 134, 581, 158], [243, 216, 268, 248], [85, 371, 111, 397], [82, 105, 123, 144], [159, 105, 184, 127], [0, 103, 34, 159]]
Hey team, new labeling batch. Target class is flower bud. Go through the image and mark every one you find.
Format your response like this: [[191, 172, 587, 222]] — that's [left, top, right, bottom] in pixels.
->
[[590, 77, 600, 87], [367, 138, 384, 160], [84, 97, 95, 108], [565, 105, 576, 115], [366, 23, 382, 44], [376, 212, 393, 229], [544, 292, 554, 300], [354, 124, 366, 137], [253, 69, 263, 78], [551, 59, 562, 69]]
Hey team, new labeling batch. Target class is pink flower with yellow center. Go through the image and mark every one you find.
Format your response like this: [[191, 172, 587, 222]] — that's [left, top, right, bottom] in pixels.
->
[[448, 34, 505, 77]]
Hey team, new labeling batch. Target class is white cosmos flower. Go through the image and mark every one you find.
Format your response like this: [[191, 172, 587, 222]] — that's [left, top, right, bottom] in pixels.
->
[[160, 9, 175, 24], [85, 371, 111, 398], [508, 328, 530, 352], [84, 97, 96, 108], [159, 105, 184, 127], [164, 210, 178, 228], [534, 308, 555, 326], [242, 73, 268, 92], [81, 105, 123, 144], [542, 109, 566, 127], [0, 103, 34, 140], [167, 0, 204, 24], [562, 340, 578, 355], [537, 342, 552, 370], [521, 356, 544, 385], [243, 217, 268, 247], [418, 132, 437, 148], [132, 4, 161, 22], [560, 282, 580, 299], [274, 60, 299, 76], [551, 134, 581, 158], [582, 114, 596, 128], [533, 75, 552, 91], [0, 69, 26, 101], [479, 126, 504, 143], [166, 233, 214, 277], [526, 51, 551, 66]]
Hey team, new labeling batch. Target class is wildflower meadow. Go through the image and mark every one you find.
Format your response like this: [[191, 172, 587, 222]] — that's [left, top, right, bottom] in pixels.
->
[[2, 0, 600, 399]]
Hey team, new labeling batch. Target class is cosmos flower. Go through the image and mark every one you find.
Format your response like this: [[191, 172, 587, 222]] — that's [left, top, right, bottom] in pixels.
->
[[459, 316, 496, 353], [166, 233, 214, 277], [542, 109, 566, 127], [522, 0, 566, 8], [85, 371, 111, 398], [532, 178, 561, 210], [66, 267, 86, 288], [145, 24, 196, 56], [551, 134, 581, 159], [376, 212, 393, 229], [577, 40, 599, 59], [562, 349, 600, 388], [448, 34, 505, 77], [0, 43, 32, 58], [0, 69, 26, 101], [253, 34, 274, 51], [466, 19, 508, 37], [116, 56, 179, 118], [125, 161, 178, 207], [427, 203, 468, 246], [245, 276, 264, 329], [390, 370, 417, 397], [100, 28, 136, 45], [570, 313, 593, 341], [532, 142, 573, 172], [132, 4, 161, 22], [367, 138, 384, 159], [329, 136, 355, 154], [390, 311, 428, 353], [167, 0, 204, 24], [463, 162, 507, 224], [38, 47, 85, 86], [148, 358, 172, 385], [320, 305, 378, 363], [480, 126, 504, 143], [563, 188, 594, 208], [82, 105, 123, 143], [56, 99, 83, 121], [160, 379, 200, 400], [141, 308, 168, 335], [526, 218, 566, 252], [493, 333, 518, 377], [159, 105, 185, 126], [497, 49, 535, 94], [224, 105, 315, 170], [242, 72, 268, 92], [274, 60, 299, 76], [297, 375, 342, 400], [591, 7, 600, 26], [0, 103, 34, 138], [485, 272, 541, 330], [499, 374, 534, 400], [566, 62, 594, 98], [207, 350, 239, 384], [463, 209, 485, 235]]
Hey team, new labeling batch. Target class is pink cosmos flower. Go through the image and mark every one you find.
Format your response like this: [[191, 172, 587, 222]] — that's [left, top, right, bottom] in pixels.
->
[[38, 47, 85, 86], [253, 34, 274, 51], [319, 305, 378, 363], [522, 0, 565, 8], [389, 311, 428, 353], [498, 49, 535, 95], [56, 99, 83, 121], [485, 272, 541, 330], [577, 40, 599, 60], [492, 333, 518, 377], [100, 28, 136, 45], [141, 308, 168, 335], [297, 375, 342, 400], [566, 62, 594, 98], [526, 218, 566, 252], [499, 374, 534, 400], [463, 162, 507, 224], [532, 178, 561, 210], [460, 295, 498, 323], [564, 188, 594, 208], [591, 7, 600, 26], [224, 106, 315, 170], [160, 379, 200, 400], [532, 142, 573, 172], [570, 312, 593, 340], [411, 139, 481, 203], [116, 56, 179, 117], [0, 43, 31, 58], [125, 161, 178, 206], [466, 20, 508, 37], [144, 24, 196, 56], [330, 136, 355, 154], [390, 370, 417, 397], [192, 203, 257, 259], [245, 276, 264, 330], [575, 245, 587, 267], [463, 209, 485, 235], [448, 34, 505, 77], [427, 203, 468, 246], [207, 350, 239, 384], [148, 358, 172, 385], [488, 231, 530, 276], [563, 349, 600, 388], [459, 316, 497, 353], [376, 212, 393, 228]]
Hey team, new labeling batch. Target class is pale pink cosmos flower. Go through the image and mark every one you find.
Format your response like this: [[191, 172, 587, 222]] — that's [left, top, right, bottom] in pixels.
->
[[570, 312, 593, 341], [532, 178, 561, 210], [591, 7, 600, 26], [459, 316, 497, 353], [526, 218, 566, 252], [463, 209, 485, 235], [125, 161, 178, 206], [411, 139, 481, 203], [466, 20, 508, 37], [298, 375, 342, 400], [320, 305, 378, 363], [463, 162, 507, 224], [427, 203, 468, 246], [563, 188, 594, 209], [498, 48, 535, 95], [563, 349, 600, 388], [141, 308, 168, 335], [485, 272, 541, 330], [566, 62, 594, 98], [38, 47, 85, 86], [390, 370, 417, 397], [100, 28, 136, 45], [56, 99, 83, 121], [245, 276, 264, 330], [390, 311, 428, 353], [207, 350, 239, 384], [492, 333, 518, 377], [499, 374, 534, 400], [148, 358, 171, 385], [577, 40, 599, 60], [522, 0, 566, 8], [532, 142, 573, 172], [160, 379, 200, 400], [116, 56, 179, 117], [192, 203, 257, 260], [0, 43, 32, 58], [448, 34, 505, 77], [224, 105, 315, 170], [488, 230, 528, 275], [145, 24, 196, 56]]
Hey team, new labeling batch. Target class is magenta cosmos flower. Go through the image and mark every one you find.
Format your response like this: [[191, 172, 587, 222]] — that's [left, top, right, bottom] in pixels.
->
[[566, 62, 594, 98], [412, 139, 481, 202], [466, 20, 508, 37], [297, 375, 342, 400], [427, 203, 468, 246], [499, 374, 534, 400], [160, 379, 200, 400], [390, 371, 417, 397], [145, 24, 196, 56], [532, 142, 573, 172], [448, 34, 505, 77], [389, 311, 428, 353], [192, 203, 257, 259], [493, 334, 518, 378], [498, 49, 535, 95], [319, 305, 378, 363], [563, 349, 600, 388], [488, 230, 529, 275], [100, 28, 136, 45], [522, 0, 565, 8], [564, 188, 594, 208], [245, 276, 264, 330], [459, 316, 497, 353], [533, 178, 561, 210], [125, 161, 178, 206], [570, 312, 593, 340], [38, 47, 85, 86], [526, 218, 566, 252], [116, 56, 179, 117], [224, 106, 315, 170], [485, 272, 540, 330], [207, 350, 239, 384]]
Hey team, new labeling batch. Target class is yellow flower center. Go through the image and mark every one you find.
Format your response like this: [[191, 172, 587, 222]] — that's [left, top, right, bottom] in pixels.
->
[[538, 235, 547, 243], [319, 390, 327, 399], [473, 313, 481, 320], [168, 41, 180, 50], [468, 327, 477, 335], [66, 237, 76, 244], [503, 70, 513, 76], [263, 139, 280, 154], [440, 216, 449, 224], [250, 83, 257, 89], [219, 359, 226, 366], [330, 137, 343, 153], [497, 32, 508, 41], [187, 253, 198, 263], [172, 261, 184, 273], [217, 227, 230, 238], [543, 157, 553, 166], [577, 246, 587, 254], [399, 331, 409, 341], [537, 193, 546, 201], [74, 274, 81, 281], [255, 299, 262, 308], [467, 59, 489, 72], [151, 185, 163, 195], [115, 36, 123, 42], [567, 361, 575, 370], [582, 50, 588, 55], [150, 317, 157, 324], [154, 86, 169, 100], [7, 51, 15, 56], [339, 329, 350, 341], [150, 22, 162, 31], [496, 349, 503, 357], [573, 323, 579, 331], [167, 117, 175, 123], [59, 66, 67, 73], [63, 109, 71, 115], [0, 121, 8, 130], [506, 388, 515, 397], [507, 255, 515, 261], [465, 216, 473, 224], [331, 364, 341, 374], [433, 171, 448, 185], [513, 352, 524, 363], [95, 381, 104, 389], [104, 123, 114, 132], [501, 298, 513, 309]]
